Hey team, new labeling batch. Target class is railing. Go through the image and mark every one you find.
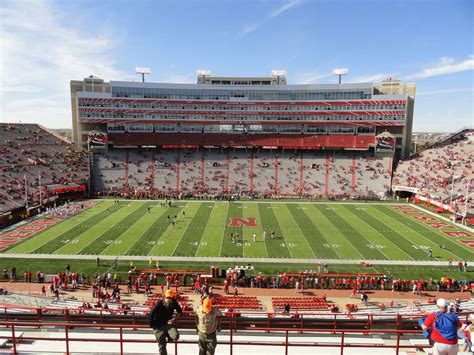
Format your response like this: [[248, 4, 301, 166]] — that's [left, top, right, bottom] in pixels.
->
[[0, 320, 430, 355], [0, 306, 428, 330]]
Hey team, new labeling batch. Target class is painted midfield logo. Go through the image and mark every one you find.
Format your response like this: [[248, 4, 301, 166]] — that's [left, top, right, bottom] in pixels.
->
[[228, 217, 257, 228]]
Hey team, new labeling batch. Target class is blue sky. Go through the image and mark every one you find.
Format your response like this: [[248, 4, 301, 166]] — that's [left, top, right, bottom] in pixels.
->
[[0, 0, 472, 131]]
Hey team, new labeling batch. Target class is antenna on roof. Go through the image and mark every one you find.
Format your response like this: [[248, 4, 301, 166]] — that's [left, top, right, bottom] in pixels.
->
[[135, 67, 151, 83], [332, 68, 348, 84]]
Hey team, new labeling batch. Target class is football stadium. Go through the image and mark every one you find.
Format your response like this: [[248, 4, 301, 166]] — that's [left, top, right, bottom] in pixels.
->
[[0, 68, 473, 354]]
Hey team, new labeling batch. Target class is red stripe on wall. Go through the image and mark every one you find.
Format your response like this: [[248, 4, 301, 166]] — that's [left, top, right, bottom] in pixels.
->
[[299, 151, 304, 196], [151, 150, 155, 189], [250, 151, 254, 194], [124, 149, 129, 188], [201, 150, 205, 192], [275, 153, 279, 195], [176, 150, 180, 192], [352, 151, 357, 193], [226, 151, 230, 194], [325, 152, 329, 195]]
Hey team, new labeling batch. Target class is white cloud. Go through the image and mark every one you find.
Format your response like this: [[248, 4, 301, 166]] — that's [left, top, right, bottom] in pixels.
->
[[417, 88, 473, 96], [270, 0, 303, 18], [406, 55, 474, 79], [236, 0, 303, 38], [236, 24, 259, 38], [157, 72, 195, 84], [349, 73, 397, 83], [0, 0, 127, 128], [293, 71, 330, 84]]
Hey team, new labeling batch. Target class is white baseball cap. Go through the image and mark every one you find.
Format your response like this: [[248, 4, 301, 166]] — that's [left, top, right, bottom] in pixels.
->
[[436, 298, 447, 308]]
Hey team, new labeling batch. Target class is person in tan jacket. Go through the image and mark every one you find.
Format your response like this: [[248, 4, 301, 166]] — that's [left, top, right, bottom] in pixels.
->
[[195, 297, 222, 355]]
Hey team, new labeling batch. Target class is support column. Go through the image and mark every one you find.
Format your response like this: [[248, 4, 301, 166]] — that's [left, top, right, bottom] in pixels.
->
[[325, 151, 329, 195], [250, 151, 254, 193], [225, 151, 230, 194], [201, 149, 206, 192], [176, 150, 180, 193], [275, 152, 279, 195], [124, 149, 129, 188], [151, 150, 156, 190], [351, 151, 357, 193], [299, 151, 304, 197]]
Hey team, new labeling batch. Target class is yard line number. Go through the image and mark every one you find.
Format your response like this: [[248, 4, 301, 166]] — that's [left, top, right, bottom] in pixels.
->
[[366, 244, 385, 249]]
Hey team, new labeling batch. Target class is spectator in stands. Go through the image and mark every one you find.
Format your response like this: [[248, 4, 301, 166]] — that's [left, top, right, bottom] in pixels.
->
[[195, 297, 222, 355], [149, 289, 182, 355], [422, 298, 461, 355]]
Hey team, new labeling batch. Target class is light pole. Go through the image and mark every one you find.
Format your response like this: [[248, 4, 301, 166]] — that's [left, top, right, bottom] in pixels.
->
[[24, 174, 28, 209], [333, 68, 348, 84], [464, 181, 470, 218], [449, 161, 459, 207], [39, 173, 42, 207], [136, 67, 151, 83]]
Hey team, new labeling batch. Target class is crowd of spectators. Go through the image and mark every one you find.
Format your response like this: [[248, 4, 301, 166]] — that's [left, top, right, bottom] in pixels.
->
[[0, 124, 89, 213], [215, 266, 474, 295], [92, 148, 391, 200], [17, 266, 472, 297], [393, 129, 474, 215]]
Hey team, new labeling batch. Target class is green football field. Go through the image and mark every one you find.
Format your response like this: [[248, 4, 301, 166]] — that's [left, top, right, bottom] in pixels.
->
[[1, 200, 473, 262]]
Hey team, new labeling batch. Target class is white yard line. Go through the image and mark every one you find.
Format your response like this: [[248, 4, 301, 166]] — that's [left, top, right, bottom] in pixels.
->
[[170, 203, 207, 256], [70, 202, 142, 254], [257, 205, 269, 258], [272, 203, 294, 259], [279, 204, 316, 259], [194, 203, 216, 257]]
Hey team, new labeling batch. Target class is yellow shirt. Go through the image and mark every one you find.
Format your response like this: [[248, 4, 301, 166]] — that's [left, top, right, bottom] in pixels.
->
[[196, 306, 222, 334]]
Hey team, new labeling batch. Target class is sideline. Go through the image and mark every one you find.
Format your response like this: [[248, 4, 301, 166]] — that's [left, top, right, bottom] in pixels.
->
[[0, 253, 471, 265], [93, 198, 401, 205]]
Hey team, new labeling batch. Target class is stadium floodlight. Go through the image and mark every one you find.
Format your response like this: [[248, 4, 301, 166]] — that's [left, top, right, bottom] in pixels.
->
[[332, 68, 349, 84], [197, 69, 212, 77], [135, 67, 151, 82], [271, 70, 287, 77]]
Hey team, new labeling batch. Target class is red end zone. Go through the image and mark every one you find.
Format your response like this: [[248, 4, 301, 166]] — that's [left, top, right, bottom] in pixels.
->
[[0, 201, 97, 251], [392, 205, 473, 248], [0, 219, 60, 250]]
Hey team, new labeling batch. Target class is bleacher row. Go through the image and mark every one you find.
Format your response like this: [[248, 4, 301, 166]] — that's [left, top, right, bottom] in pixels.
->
[[0, 124, 89, 213], [393, 128, 474, 214], [92, 148, 392, 198], [144, 294, 193, 311], [272, 297, 328, 311], [43, 293, 474, 316], [212, 296, 262, 310]]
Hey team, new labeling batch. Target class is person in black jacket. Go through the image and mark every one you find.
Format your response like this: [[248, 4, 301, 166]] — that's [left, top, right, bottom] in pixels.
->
[[149, 289, 183, 355]]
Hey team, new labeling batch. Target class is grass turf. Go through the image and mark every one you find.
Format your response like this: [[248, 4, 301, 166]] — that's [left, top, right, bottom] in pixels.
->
[[1, 200, 473, 262]]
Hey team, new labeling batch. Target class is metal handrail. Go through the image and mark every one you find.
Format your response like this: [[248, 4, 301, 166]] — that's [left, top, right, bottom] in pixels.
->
[[0, 320, 430, 355]]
